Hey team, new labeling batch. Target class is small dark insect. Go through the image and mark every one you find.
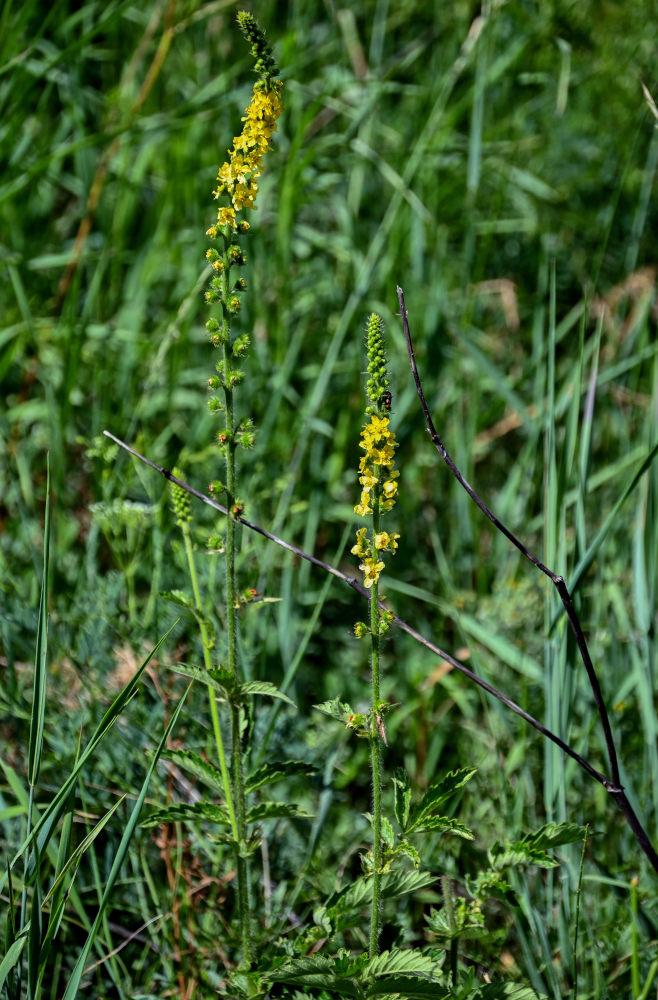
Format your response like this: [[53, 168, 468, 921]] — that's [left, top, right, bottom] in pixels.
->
[[382, 390, 392, 412]]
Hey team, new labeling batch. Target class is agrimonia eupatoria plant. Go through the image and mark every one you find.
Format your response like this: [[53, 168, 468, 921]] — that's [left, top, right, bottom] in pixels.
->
[[352, 314, 399, 957], [204, 12, 283, 965], [204, 8, 282, 636], [147, 12, 285, 971]]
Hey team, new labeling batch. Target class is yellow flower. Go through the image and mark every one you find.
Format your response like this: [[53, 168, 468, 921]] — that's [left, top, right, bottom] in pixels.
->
[[216, 206, 237, 229], [361, 557, 385, 589], [374, 531, 400, 552], [359, 470, 377, 490], [351, 526, 370, 557], [382, 478, 398, 499]]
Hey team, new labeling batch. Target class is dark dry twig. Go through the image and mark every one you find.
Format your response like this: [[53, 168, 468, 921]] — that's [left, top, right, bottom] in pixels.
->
[[101, 429, 657, 869], [395, 284, 658, 875]]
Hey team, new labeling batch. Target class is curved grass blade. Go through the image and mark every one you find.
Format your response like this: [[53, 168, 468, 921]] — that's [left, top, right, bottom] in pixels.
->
[[0, 622, 179, 895]]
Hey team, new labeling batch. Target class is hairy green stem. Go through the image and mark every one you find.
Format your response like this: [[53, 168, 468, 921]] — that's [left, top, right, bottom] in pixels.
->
[[181, 525, 238, 843], [221, 288, 251, 963], [369, 502, 382, 959]]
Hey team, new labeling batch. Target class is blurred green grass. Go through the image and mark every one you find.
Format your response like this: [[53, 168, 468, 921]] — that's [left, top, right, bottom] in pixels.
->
[[2, 0, 658, 994]]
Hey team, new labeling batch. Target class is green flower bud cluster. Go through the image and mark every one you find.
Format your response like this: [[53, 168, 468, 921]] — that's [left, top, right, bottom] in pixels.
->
[[353, 610, 394, 639], [232, 333, 250, 357], [204, 233, 248, 317], [212, 417, 255, 454], [170, 468, 191, 529], [237, 10, 279, 84], [364, 313, 391, 416], [207, 532, 225, 553], [235, 417, 255, 449], [211, 359, 246, 391]]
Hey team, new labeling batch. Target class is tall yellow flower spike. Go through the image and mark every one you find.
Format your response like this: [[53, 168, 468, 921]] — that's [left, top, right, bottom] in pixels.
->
[[212, 83, 283, 226], [352, 315, 399, 590]]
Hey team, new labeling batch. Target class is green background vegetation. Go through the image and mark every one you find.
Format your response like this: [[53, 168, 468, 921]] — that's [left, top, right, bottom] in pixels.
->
[[1, 0, 658, 995]]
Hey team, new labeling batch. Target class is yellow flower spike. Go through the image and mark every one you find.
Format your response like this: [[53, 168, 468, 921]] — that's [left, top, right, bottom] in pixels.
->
[[213, 82, 283, 227], [353, 312, 400, 958]]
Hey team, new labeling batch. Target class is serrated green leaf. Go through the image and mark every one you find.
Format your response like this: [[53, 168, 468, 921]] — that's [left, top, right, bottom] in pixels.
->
[[245, 760, 317, 794], [313, 697, 355, 724], [247, 801, 312, 823], [381, 815, 395, 849], [266, 955, 364, 998], [241, 681, 296, 706], [489, 843, 557, 870], [168, 662, 235, 698], [520, 821, 586, 851], [327, 868, 437, 916], [381, 867, 438, 899], [426, 903, 484, 940], [473, 872, 518, 906], [393, 768, 411, 830], [395, 839, 421, 868], [407, 768, 477, 833], [475, 983, 545, 999], [161, 749, 227, 796], [365, 948, 444, 978], [367, 976, 451, 998], [141, 801, 230, 829], [414, 815, 474, 839], [159, 589, 194, 610]]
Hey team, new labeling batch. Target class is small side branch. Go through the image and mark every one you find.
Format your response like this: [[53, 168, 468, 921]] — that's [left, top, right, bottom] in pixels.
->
[[395, 284, 620, 786]]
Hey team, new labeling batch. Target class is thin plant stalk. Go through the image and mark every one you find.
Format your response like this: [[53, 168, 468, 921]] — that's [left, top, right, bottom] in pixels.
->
[[352, 314, 400, 956], [202, 12, 284, 962], [369, 503, 382, 959], [221, 250, 252, 960], [174, 495, 238, 844]]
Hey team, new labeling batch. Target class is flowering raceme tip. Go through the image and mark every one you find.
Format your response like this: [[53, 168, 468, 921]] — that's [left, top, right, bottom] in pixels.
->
[[211, 82, 283, 231], [352, 399, 400, 589]]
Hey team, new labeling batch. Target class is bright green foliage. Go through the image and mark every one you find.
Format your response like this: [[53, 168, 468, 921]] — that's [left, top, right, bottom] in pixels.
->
[[2, 1, 658, 997]]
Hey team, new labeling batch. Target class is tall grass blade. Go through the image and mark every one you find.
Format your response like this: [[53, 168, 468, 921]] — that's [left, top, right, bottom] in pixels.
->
[[0, 622, 178, 894], [28, 453, 50, 787]]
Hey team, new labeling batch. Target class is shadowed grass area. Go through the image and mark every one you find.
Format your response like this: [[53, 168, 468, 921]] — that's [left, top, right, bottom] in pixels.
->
[[1, 1, 658, 996]]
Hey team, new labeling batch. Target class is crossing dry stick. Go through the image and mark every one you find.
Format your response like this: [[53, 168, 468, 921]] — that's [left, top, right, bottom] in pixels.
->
[[395, 283, 658, 874]]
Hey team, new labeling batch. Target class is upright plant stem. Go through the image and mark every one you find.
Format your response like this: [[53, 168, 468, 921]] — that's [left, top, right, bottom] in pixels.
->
[[369, 505, 382, 959], [180, 525, 238, 844], [222, 333, 251, 963]]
